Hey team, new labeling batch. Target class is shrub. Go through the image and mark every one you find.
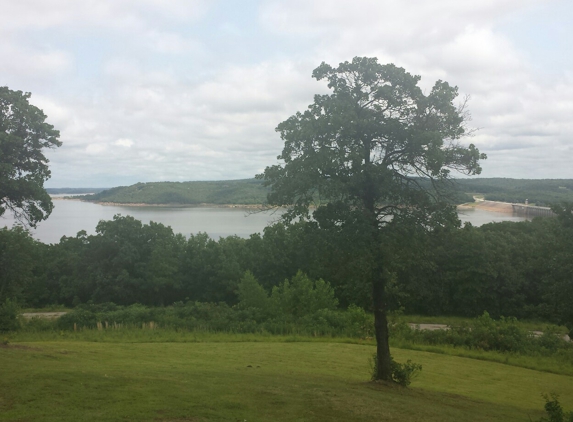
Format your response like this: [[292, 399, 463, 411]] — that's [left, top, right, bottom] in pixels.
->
[[236, 271, 271, 320], [391, 358, 423, 387], [538, 393, 573, 422], [370, 353, 422, 386], [0, 299, 20, 332], [270, 271, 338, 318], [389, 312, 573, 366], [346, 304, 374, 338]]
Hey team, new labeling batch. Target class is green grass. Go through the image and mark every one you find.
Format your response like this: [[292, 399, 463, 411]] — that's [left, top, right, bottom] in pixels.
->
[[392, 340, 573, 376], [1, 334, 572, 421], [10, 326, 573, 376]]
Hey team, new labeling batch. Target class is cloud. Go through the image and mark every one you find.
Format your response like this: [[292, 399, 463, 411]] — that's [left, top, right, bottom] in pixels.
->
[[257, 0, 573, 179], [0, 0, 208, 31], [2, 0, 572, 187], [114, 138, 134, 148]]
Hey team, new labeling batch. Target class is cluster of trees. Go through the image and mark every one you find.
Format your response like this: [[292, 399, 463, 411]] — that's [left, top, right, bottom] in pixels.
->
[[2, 212, 572, 333]]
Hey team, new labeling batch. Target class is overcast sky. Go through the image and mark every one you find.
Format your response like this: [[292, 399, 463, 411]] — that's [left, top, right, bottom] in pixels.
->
[[2, 0, 572, 187]]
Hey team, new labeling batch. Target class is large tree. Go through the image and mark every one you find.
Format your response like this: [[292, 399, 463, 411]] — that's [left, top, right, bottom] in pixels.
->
[[259, 57, 486, 381], [0, 87, 61, 227]]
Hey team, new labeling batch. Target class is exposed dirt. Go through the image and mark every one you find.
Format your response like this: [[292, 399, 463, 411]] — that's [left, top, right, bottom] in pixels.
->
[[457, 200, 514, 213], [408, 323, 449, 331], [21, 312, 67, 319]]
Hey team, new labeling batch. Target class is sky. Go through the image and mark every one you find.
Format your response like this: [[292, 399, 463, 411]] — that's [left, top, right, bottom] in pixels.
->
[[1, 0, 572, 188]]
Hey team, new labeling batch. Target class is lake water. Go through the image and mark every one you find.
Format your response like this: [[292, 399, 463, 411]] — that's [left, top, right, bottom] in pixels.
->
[[1, 197, 528, 244]]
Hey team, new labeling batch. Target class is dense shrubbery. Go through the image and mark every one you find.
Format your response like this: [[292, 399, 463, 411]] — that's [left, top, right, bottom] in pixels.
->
[[0, 300, 20, 332], [47, 272, 373, 338], [392, 312, 573, 359], [370, 353, 422, 386], [52, 303, 372, 337]]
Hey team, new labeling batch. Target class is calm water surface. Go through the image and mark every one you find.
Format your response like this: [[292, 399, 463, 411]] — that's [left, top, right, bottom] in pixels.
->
[[1, 197, 528, 244]]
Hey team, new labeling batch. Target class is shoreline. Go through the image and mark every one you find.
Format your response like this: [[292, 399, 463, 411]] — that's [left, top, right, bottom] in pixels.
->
[[58, 197, 519, 213], [58, 197, 269, 210], [457, 200, 515, 214]]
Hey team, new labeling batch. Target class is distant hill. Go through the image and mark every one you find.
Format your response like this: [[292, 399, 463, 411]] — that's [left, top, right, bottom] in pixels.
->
[[78, 178, 573, 206], [453, 178, 573, 206], [47, 188, 109, 194], [81, 179, 270, 205]]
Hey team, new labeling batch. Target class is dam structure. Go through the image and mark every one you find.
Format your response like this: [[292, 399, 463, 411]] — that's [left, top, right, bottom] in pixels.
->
[[511, 203, 556, 218]]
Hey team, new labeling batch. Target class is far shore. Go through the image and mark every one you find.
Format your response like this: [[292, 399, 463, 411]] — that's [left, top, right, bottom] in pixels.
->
[[457, 200, 515, 213], [56, 196, 270, 210], [57, 196, 518, 213]]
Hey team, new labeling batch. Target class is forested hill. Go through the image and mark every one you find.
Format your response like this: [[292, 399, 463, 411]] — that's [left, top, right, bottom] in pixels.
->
[[79, 178, 573, 206], [454, 178, 573, 206], [81, 179, 270, 205]]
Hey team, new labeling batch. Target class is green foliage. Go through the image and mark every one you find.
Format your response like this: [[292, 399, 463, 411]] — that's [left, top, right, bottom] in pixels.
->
[[5, 204, 573, 336], [0, 299, 20, 332], [39, 297, 372, 338], [83, 179, 269, 205], [538, 394, 573, 422], [0, 226, 42, 303], [393, 312, 573, 359], [0, 86, 61, 227], [370, 353, 422, 386], [237, 271, 270, 318], [270, 271, 338, 318]]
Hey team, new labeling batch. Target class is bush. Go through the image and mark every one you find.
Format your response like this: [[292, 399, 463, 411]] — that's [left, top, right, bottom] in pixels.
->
[[237, 271, 271, 321], [0, 299, 20, 332], [396, 312, 573, 356], [370, 353, 422, 386], [390, 358, 423, 387], [270, 271, 338, 319], [538, 393, 573, 422]]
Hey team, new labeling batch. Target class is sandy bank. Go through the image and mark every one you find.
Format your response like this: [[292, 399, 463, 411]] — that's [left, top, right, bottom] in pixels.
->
[[457, 200, 514, 213], [83, 200, 268, 210]]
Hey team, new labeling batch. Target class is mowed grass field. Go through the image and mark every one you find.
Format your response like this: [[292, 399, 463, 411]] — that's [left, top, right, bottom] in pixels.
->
[[1, 338, 572, 421]]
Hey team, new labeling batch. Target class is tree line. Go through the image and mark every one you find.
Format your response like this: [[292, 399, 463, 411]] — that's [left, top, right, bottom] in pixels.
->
[[1, 210, 571, 334]]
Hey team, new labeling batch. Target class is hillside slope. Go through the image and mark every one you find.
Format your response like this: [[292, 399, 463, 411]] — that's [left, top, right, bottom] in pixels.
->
[[79, 178, 573, 206], [82, 179, 269, 205], [454, 178, 573, 206]]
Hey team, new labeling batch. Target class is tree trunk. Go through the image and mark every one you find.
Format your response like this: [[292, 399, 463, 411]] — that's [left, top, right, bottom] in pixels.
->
[[373, 272, 392, 381]]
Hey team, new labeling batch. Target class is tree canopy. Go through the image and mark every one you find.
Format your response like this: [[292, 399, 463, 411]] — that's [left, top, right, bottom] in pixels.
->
[[259, 57, 486, 381], [0, 87, 61, 227]]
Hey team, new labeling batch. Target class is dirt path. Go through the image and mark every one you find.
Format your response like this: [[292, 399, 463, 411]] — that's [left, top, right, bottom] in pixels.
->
[[21, 312, 67, 319]]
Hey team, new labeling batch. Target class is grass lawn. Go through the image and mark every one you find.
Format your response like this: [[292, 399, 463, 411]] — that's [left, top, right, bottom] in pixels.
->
[[1, 337, 572, 421]]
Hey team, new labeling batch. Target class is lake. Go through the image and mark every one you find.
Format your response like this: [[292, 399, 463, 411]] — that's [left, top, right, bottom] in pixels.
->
[[1, 197, 529, 244]]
